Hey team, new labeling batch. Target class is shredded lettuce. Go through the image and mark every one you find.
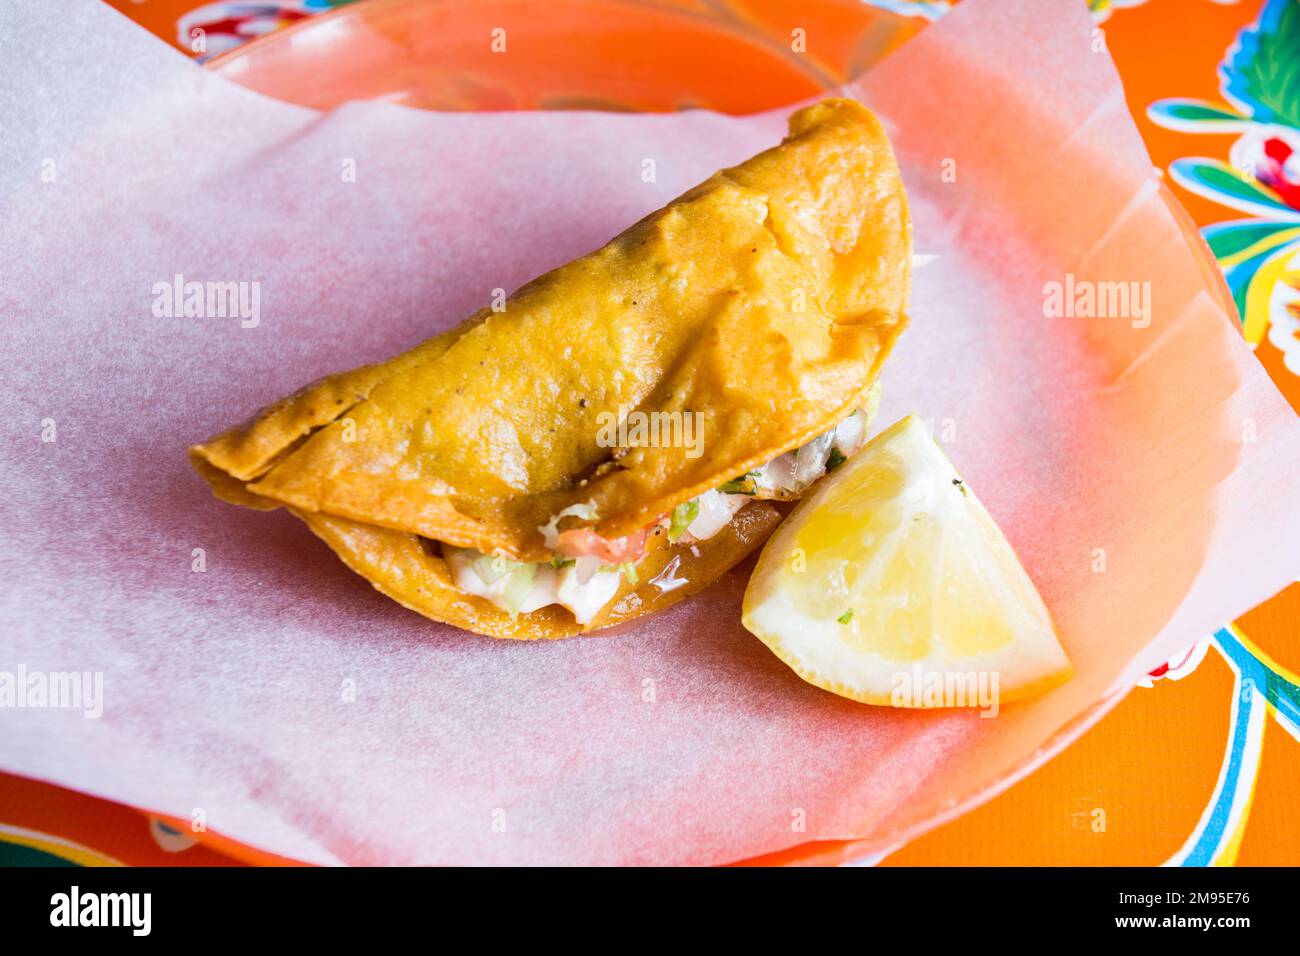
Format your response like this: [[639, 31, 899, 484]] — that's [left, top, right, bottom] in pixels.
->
[[668, 499, 700, 541], [718, 472, 759, 495], [499, 563, 538, 619], [472, 552, 523, 589]]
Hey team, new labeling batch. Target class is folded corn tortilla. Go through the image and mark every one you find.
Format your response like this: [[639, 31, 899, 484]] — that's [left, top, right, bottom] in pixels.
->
[[190, 98, 911, 639]]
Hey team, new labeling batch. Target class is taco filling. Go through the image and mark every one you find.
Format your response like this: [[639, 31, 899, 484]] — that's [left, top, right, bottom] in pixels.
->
[[441, 393, 879, 622]]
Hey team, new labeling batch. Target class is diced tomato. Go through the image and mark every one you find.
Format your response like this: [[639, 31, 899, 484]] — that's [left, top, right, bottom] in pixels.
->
[[554, 526, 649, 563]]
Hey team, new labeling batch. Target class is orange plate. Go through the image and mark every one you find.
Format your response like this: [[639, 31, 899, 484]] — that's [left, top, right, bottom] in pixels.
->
[[207, 0, 919, 112]]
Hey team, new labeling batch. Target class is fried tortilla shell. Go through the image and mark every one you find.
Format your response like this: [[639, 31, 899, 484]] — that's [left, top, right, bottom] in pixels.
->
[[191, 97, 910, 638]]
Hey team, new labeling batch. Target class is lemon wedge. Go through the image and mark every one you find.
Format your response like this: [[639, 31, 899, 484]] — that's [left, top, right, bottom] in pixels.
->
[[741, 415, 1072, 707]]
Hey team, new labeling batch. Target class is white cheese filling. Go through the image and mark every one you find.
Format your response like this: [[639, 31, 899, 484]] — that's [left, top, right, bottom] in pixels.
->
[[681, 488, 750, 541], [443, 547, 622, 625]]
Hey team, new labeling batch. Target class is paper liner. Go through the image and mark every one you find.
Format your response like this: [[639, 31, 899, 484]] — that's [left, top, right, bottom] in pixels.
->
[[1, 0, 1296, 864]]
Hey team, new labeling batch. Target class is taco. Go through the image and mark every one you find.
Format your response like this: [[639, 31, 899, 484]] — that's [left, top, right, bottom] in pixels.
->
[[191, 98, 911, 639]]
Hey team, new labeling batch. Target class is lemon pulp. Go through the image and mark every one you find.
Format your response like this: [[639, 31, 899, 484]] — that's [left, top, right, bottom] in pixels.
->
[[742, 415, 1072, 706]]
